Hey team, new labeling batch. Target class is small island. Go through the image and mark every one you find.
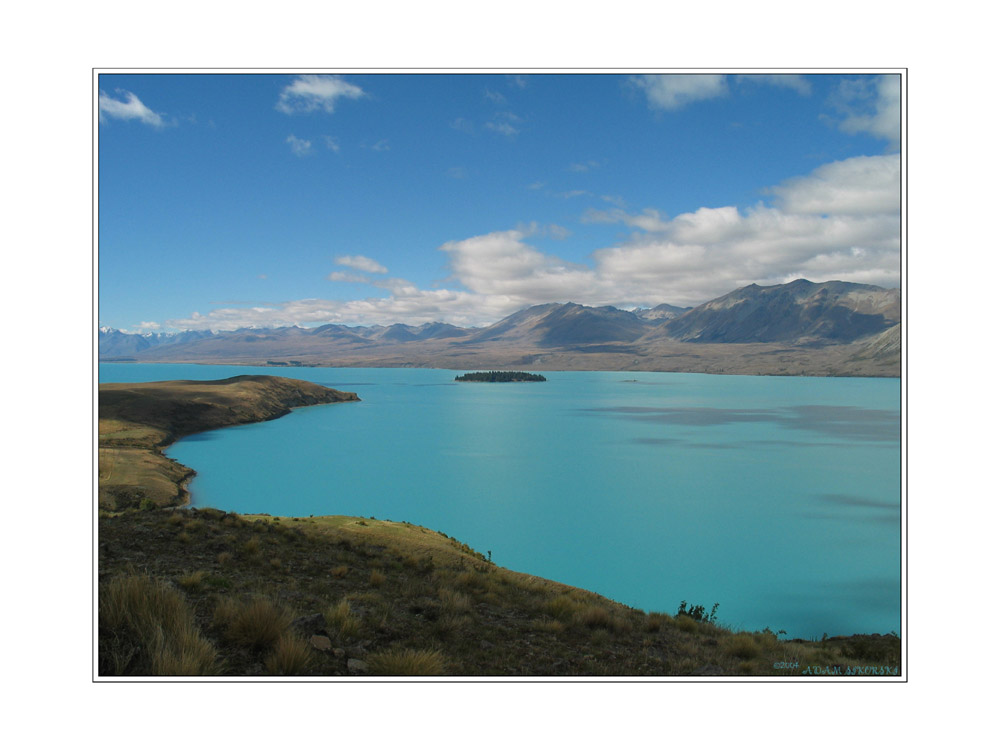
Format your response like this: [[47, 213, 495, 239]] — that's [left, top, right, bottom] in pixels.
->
[[455, 371, 547, 383]]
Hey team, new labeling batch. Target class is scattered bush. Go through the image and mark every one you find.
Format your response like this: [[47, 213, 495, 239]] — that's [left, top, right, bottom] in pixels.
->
[[677, 601, 719, 624]]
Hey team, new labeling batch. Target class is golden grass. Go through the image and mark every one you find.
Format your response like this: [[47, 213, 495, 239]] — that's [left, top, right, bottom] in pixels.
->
[[366, 648, 447, 676], [675, 615, 699, 633], [543, 593, 584, 621], [176, 570, 207, 591], [437, 587, 472, 612], [242, 537, 261, 556], [99, 573, 217, 676], [264, 633, 314, 675], [644, 612, 673, 632], [726, 633, 761, 660], [532, 618, 566, 634], [325, 599, 362, 641]]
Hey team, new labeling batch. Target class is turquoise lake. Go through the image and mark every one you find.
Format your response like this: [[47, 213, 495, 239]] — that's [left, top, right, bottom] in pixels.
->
[[99, 363, 902, 640]]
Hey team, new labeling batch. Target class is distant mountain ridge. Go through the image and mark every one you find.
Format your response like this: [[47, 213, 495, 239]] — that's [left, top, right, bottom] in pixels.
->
[[100, 279, 901, 376], [652, 279, 901, 344]]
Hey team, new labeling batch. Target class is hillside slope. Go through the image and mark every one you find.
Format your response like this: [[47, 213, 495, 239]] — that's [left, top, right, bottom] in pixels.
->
[[655, 279, 900, 343]]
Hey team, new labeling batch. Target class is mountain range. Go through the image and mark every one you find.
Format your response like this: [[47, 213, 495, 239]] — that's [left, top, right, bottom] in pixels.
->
[[100, 279, 902, 377]]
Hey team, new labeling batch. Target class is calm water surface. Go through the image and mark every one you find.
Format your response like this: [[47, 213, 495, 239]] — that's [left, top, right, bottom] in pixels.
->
[[99, 363, 901, 639]]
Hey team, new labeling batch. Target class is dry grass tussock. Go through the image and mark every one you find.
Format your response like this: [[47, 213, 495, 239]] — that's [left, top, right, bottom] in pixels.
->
[[325, 599, 362, 641], [367, 647, 447, 676], [265, 633, 314, 675], [214, 596, 293, 650], [99, 573, 218, 676]]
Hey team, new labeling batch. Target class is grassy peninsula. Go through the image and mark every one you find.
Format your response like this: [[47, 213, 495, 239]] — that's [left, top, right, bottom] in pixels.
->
[[99, 375, 359, 509], [97, 376, 900, 677]]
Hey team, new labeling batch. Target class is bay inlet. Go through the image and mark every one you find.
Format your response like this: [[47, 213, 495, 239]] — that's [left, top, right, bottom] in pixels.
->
[[99, 363, 901, 640]]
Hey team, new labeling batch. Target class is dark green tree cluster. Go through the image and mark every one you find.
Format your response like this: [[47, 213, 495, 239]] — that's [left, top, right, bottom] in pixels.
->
[[454, 371, 547, 382]]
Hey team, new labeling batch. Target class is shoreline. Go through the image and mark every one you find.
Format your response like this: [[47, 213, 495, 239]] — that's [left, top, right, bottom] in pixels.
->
[[100, 359, 902, 380]]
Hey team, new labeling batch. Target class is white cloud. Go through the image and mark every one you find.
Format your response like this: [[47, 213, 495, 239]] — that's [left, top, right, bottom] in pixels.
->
[[830, 75, 901, 146], [439, 229, 597, 303], [583, 206, 672, 232], [335, 255, 388, 274], [632, 74, 728, 111], [328, 271, 371, 284], [322, 135, 340, 152], [137, 321, 161, 330], [286, 134, 313, 156], [485, 120, 519, 136], [99, 90, 165, 127], [162, 154, 900, 329], [276, 74, 365, 115], [736, 74, 812, 95], [485, 111, 522, 137], [768, 154, 900, 215]]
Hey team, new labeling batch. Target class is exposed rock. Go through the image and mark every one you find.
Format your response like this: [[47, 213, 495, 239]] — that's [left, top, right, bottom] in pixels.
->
[[292, 612, 326, 635], [347, 658, 369, 674], [310, 635, 332, 652]]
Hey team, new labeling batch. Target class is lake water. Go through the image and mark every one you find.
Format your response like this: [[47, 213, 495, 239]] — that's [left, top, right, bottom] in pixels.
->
[[99, 363, 902, 639]]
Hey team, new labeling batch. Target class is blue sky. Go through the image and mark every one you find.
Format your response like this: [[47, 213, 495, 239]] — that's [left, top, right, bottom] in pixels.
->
[[98, 72, 901, 332]]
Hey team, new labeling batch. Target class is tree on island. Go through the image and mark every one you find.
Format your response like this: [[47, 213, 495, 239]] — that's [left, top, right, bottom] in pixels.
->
[[455, 371, 547, 382]]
